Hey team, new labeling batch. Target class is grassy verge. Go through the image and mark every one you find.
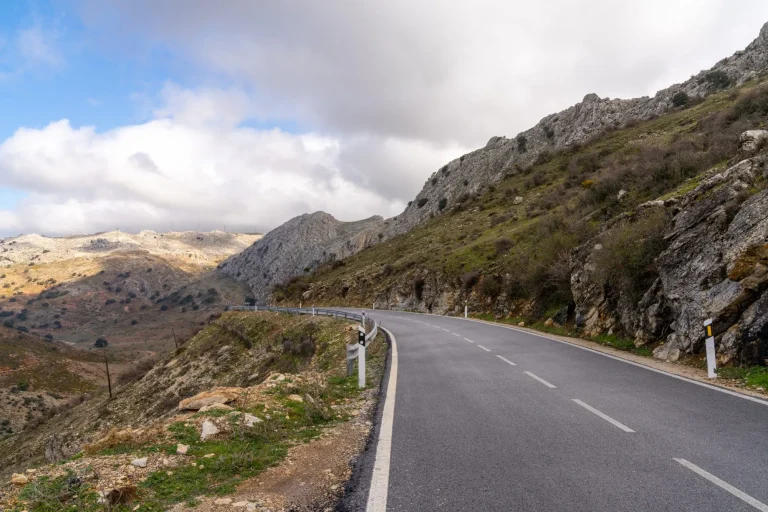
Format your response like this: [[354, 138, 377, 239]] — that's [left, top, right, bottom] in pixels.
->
[[470, 313, 653, 357], [717, 366, 768, 389]]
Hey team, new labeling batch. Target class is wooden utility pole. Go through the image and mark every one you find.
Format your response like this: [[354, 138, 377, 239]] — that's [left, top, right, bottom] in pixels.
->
[[104, 353, 112, 399]]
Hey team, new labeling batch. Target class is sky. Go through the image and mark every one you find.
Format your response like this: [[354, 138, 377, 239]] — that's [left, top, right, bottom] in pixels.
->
[[1, 1, 768, 237]]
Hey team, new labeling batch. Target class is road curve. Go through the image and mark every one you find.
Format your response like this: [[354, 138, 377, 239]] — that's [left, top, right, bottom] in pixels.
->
[[347, 309, 768, 512]]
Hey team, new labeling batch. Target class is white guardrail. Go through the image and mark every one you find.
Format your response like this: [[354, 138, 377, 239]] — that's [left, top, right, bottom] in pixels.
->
[[227, 305, 379, 387]]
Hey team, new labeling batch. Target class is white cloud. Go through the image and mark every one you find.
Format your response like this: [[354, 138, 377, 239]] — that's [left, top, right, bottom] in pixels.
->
[[0, 86, 462, 236], [5, 2, 768, 236]]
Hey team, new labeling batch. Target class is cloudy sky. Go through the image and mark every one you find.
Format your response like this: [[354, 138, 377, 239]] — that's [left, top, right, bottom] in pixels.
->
[[1, 1, 768, 237]]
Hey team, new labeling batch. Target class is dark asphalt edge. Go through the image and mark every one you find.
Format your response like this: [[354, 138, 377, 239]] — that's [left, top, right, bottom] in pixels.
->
[[336, 328, 393, 512]]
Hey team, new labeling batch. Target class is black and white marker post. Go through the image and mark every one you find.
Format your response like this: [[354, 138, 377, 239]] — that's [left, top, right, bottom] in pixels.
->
[[703, 318, 717, 379], [358, 311, 367, 388]]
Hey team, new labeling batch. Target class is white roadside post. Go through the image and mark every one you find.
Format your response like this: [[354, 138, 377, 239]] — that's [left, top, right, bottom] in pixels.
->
[[312, 306, 315, 316], [704, 318, 717, 379], [465, 300, 468, 319], [358, 323, 366, 388]]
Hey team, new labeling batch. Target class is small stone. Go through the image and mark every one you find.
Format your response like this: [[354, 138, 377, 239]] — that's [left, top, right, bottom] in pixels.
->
[[201, 420, 220, 440], [203, 453, 216, 458], [199, 465, 205, 470], [617, 189, 628, 200], [166, 471, 174, 476], [131, 457, 147, 468], [513, 196, 524, 205], [233, 502, 249, 508], [243, 413, 262, 427], [10, 473, 28, 485], [25, 469, 36, 475], [331, 484, 340, 490], [517, 321, 525, 327], [214, 498, 232, 505], [287, 394, 303, 402], [176, 443, 189, 455], [544, 318, 554, 327]]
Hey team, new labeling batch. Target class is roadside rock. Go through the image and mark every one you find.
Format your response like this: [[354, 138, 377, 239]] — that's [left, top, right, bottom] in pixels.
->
[[243, 413, 262, 427], [131, 457, 147, 468], [201, 420, 220, 441], [572, 155, 768, 363], [178, 387, 244, 411], [176, 444, 189, 455], [10, 473, 28, 485]]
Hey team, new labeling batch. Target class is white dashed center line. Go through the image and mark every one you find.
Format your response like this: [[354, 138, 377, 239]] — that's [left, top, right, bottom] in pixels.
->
[[524, 371, 556, 389], [495, 355, 516, 366], [463, 337, 475, 344], [442, 328, 450, 332], [452, 333, 461, 337], [476, 344, 491, 352], [674, 459, 768, 511], [572, 399, 634, 432]]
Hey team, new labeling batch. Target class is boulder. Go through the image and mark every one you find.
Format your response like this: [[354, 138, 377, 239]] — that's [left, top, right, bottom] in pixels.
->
[[10, 473, 28, 485], [243, 413, 262, 427], [178, 387, 244, 411], [544, 318, 555, 327], [513, 196, 524, 205], [131, 457, 148, 468], [739, 130, 768, 152], [201, 420, 220, 440]]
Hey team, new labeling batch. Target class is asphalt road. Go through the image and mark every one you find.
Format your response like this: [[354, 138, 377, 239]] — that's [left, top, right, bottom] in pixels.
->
[[346, 309, 768, 512]]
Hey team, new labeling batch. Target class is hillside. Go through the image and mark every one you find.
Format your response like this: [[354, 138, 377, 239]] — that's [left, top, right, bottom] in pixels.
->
[[0, 311, 387, 511], [274, 79, 768, 370], [0, 327, 107, 437], [222, 212, 384, 303], [0, 231, 260, 359]]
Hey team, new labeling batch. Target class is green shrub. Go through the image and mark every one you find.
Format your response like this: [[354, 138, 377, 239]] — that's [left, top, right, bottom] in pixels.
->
[[438, 198, 448, 211], [701, 70, 731, 90], [517, 135, 528, 153], [671, 91, 689, 107], [416, 198, 428, 208], [479, 275, 502, 298], [594, 208, 670, 302]]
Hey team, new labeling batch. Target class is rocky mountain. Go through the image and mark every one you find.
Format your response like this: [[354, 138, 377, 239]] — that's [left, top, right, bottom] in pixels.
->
[[386, 22, 768, 236], [0, 230, 258, 359], [221, 212, 385, 303], [0, 230, 261, 268]]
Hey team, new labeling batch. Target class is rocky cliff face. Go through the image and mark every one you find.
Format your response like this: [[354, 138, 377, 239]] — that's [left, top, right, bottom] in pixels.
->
[[221, 212, 384, 303], [386, 22, 768, 236], [572, 153, 768, 364]]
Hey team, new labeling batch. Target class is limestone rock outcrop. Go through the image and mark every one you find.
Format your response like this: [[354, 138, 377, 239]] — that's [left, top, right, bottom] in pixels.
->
[[221, 212, 384, 303]]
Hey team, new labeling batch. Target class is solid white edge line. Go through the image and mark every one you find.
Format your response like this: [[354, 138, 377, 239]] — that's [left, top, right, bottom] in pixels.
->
[[524, 371, 557, 388], [463, 337, 475, 344], [476, 344, 491, 352], [674, 458, 768, 512], [364, 310, 768, 407], [572, 399, 634, 433], [366, 326, 398, 512], [496, 355, 516, 366]]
